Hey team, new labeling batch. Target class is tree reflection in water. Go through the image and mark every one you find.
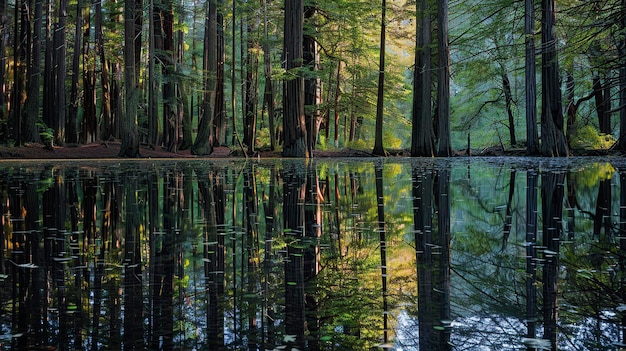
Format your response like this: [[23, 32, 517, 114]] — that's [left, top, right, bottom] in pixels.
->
[[0, 159, 625, 350]]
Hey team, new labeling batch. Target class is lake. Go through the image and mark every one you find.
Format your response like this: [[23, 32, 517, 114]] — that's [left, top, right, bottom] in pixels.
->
[[0, 157, 624, 350]]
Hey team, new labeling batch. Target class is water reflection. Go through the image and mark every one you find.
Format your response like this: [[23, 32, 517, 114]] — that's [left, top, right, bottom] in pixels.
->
[[0, 158, 625, 350]]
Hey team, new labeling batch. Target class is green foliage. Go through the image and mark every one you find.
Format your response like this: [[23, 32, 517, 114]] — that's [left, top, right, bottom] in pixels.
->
[[37, 120, 54, 146], [569, 125, 616, 150]]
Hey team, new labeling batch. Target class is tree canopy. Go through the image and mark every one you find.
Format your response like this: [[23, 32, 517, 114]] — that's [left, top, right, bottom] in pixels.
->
[[0, 0, 624, 156]]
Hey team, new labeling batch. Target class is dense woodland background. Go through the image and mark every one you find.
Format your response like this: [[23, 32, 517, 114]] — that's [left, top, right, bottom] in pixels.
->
[[0, 0, 625, 157]]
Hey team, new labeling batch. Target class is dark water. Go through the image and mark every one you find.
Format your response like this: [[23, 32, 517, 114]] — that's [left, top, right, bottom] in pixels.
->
[[0, 157, 625, 350]]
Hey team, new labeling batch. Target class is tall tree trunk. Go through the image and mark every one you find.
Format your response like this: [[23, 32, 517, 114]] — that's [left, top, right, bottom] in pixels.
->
[[95, 0, 111, 141], [541, 0, 568, 156], [411, 0, 433, 157], [213, 2, 226, 145], [82, 3, 97, 144], [282, 0, 308, 157], [619, 0, 626, 151], [23, 0, 43, 143], [148, 0, 158, 147], [245, 13, 259, 154], [67, 0, 82, 144], [0, 0, 6, 135], [372, 0, 386, 156], [436, 0, 451, 156], [525, 0, 539, 154], [304, 3, 320, 154], [262, 0, 276, 151], [12, 0, 28, 145], [119, 0, 140, 157], [192, 0, 217, 155], [54, 0, 67, 145]]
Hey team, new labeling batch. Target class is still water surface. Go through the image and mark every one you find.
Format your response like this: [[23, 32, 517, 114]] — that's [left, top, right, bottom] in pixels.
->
[[0, 157, 625, 350]]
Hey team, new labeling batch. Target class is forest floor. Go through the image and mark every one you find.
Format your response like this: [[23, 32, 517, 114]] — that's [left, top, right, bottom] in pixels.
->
[[0, 141, 616, 160], [0, 141, 375, 160]]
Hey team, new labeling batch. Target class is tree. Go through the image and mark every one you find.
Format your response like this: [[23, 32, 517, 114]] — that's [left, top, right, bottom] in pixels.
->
[[411, 0, 433, 157], [525, 0, 539, 154], [262, 0, 277, 151], [620, 0, 626, 151], [436, 0, 451, 157], [23, 0, 43, 144], [372, 0, 386, 156], [119, 0, 141, 157], [282, 0, 308, 157], [192, 0, 218, 155], [304, 3, 321, 154], [54, 0, 68, 145], [541, 0, 568, 156]]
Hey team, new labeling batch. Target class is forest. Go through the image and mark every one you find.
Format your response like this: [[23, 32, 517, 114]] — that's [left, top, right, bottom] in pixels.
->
[[0, 0, 624, 157]]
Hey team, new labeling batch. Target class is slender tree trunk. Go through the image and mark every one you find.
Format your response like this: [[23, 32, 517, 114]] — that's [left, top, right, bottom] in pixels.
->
[[95, 0, 111, 141], [148, 0, 158, 147], [23, 0, 43, 143], [191, 0, 217, 155], [245, 13, 259, 154], [411, 0, 433, 156], [502, 73, 517, 146], [333, 61, 341, 148], [525, 0, 539, 154], [282, 0, 308, 157], [67, 0, 82, 144], [0, 0, 6, 134], [541, 0, 568, 156], [619, 0, 626, 151], [12, 0, 27, 146], [304, 3, 320, 153], [372, 0, 386, 156], [119, 0, 140, 157], [54, 0, 67, 145], [436, 0, 451, 156], [214, 2, 226, 145], [262, 0, 276, 150]]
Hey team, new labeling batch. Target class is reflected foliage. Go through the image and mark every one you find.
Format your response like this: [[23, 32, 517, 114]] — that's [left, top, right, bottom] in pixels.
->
[[0, 159, 625, 350]]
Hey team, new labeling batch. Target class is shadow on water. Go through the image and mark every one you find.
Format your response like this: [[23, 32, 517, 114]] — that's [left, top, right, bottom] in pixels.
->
[[0, 157, 625, 350]]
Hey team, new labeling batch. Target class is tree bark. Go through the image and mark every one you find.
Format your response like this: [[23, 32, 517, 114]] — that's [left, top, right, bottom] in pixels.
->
[[191, 0, 217, 155], [245, 13, 259, 154], [436, 0, 451, 157], [282, 0, 308, 157], [372, 0, 386, 156], [502, 73, 517, 146], [525, 0, 540, 154], [67, 0, 82, 144], [304, 3, 320, 154], [53, 0, 67, 145], [411, 0, 434, 157], [262, 0, 276, 151], [119, 0, 141, 157], [541, 0, 568, 156], [620, 0, 626, 151], [23, 0, 43, 143]]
